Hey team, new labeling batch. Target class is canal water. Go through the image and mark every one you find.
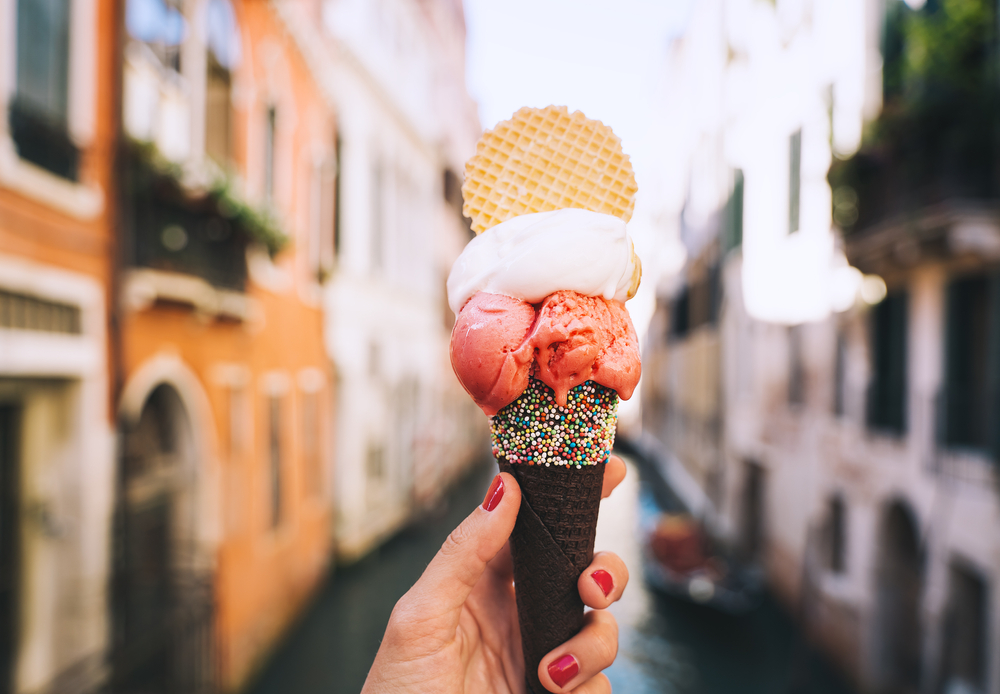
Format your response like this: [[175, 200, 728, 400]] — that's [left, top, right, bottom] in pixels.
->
[[248, 458, 857, 694]]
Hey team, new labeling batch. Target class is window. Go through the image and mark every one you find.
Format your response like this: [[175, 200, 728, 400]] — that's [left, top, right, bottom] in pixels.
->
[[941, 274, 998, 453], [824, 495, 847, 573], [370, 159, 384, 272], [126, 0, 185, 71], [723, 168, 744, 253], [264, 107, 277, 201], [826, 84, 835, 149], [301, 390, 320, 496], [11, 0, 78, 179], [671, 267, 722, 340], [833, 329, 847, 416], [366, 442, 384, 482], [311, 138, 339, 277], [205, 0, 242, 70], [226, 384, 248, 460], [333, 134, 343, 260], [224, 384, 248, 534], [267, 395, 282, 528], [368, 341, 381, 379], [0, 289, 80, 334], [203, 0, 240, 166], [788, 325, 805, 407], [867, 291, 908, 434], [205, 53, 233, 167], [123, 0, 188, 160], [310, 156, 336, 281], [669, 286, 690, 341], [788, 129, 802, 234]]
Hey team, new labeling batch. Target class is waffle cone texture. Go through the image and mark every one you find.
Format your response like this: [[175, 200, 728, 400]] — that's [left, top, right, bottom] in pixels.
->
[[498, 459, 605, 694], [462, 106, 638, 235]]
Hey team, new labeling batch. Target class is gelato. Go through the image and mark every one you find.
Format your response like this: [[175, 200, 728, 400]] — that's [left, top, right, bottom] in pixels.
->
[[450, 289, 640, 415], [447, 208, 641, 316], [449, 105, 641, 694]]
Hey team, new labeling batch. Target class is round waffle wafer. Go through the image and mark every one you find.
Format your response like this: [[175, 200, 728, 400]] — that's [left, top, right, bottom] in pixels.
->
[[462, 106, 638, 235]]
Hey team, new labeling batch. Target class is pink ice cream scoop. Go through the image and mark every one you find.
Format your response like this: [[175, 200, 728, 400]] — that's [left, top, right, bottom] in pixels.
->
[[450, 289, 641, 416], [449, 292, 536, 415]]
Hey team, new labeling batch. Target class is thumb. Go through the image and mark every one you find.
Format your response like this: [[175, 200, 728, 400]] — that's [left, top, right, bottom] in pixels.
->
[[402, 472, 520, 630]]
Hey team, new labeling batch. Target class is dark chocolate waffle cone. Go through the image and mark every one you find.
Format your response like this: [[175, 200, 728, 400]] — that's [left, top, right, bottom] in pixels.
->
[[498, 459, 605, 694]]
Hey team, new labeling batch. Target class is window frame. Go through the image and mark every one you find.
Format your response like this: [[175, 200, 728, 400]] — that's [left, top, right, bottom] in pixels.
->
[[866, 290, 909, 435], [0, 0, 102, 218], [788, 129, 802, 234]]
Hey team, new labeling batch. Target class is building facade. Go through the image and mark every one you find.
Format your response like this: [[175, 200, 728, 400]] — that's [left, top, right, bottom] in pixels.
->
[[117, 0, 339, 690], [280, 0, 486, 561], [645, 1, 1000, 693], [0, 0, 118, 690], [1, 0, 486, 691]]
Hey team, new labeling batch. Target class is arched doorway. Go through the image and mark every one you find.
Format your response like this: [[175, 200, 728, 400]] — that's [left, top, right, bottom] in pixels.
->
[[112, 384, 213, 694], [874, 500, 924, 694]]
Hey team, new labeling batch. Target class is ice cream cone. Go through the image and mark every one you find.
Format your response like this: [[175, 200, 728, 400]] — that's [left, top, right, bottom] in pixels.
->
[[499, 458, 605, 694], [491, 377, 618, 693], [449, 106, 640, 693]]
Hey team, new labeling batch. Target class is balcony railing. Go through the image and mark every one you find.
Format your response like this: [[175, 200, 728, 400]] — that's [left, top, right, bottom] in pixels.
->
[[829, 0, 1000, 237], [121, 143, 251, 292], [830, 89, 1000, 236]]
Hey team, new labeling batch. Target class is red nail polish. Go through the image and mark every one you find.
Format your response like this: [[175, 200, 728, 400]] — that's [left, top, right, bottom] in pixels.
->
[[482, 475, 504, 511], [548, 654, 579, 688], [591, 569, 613, 597]]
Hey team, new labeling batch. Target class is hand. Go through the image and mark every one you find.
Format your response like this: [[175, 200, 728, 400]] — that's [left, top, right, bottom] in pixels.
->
[[362, 456, 629, 694]]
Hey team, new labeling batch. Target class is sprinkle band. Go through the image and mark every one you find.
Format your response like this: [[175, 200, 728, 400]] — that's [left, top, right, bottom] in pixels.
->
[[490, 378, 618, 467]]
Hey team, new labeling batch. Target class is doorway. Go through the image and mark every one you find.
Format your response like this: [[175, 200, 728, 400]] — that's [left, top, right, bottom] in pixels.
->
[[0, 406, 19, 694], [112, 384, 213, 693], [874, 501, 923, 694], [938, 562, 987, 694], [739, 461, 766, 563]]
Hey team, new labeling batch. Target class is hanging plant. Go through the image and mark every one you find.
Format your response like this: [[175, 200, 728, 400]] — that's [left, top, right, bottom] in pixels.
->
[[127, 138, 289, 257]]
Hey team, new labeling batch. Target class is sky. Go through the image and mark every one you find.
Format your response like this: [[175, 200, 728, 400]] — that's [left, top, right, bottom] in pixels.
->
[[464, 0, 696, 186]]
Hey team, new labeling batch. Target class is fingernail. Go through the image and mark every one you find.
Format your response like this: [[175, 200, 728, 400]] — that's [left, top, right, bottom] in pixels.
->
[[482, 475, 504, 512], [548, 654, 579, 688], [591, 569, 613, 597]]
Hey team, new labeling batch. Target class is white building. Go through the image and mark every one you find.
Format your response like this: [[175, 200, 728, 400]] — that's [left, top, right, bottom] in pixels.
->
[[645, 1, 1000, 692], [282, 0, 486, 560]]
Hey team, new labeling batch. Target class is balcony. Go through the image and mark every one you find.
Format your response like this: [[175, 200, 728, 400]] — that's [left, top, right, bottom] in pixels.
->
[[830, 0, 1000, 273], [121, 143, 285, 293], [829, 91, 1000, 239]]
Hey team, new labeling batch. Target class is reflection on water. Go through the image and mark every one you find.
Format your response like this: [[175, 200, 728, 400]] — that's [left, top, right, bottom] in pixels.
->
[[249, 458, 856, 694]]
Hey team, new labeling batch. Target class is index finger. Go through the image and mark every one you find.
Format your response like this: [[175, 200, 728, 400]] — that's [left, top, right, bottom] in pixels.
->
[[601, 455, 626, 499]]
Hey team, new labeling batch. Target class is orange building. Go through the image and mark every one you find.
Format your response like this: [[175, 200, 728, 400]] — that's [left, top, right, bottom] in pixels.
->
[[115, 0, 337, 690], [0, 0, 119, 691]]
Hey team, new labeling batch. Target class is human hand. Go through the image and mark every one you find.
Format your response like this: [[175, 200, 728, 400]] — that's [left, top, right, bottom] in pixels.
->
[[361, 455, 629, 694]]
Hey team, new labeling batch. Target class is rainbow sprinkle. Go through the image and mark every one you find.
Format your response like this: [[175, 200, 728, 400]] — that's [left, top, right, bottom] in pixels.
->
[[490, 378, 618, 467]]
